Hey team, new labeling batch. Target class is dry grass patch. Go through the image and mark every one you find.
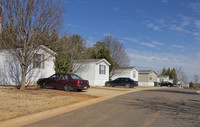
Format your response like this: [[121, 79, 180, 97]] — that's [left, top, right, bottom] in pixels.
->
[[0, 86, 96, 122]]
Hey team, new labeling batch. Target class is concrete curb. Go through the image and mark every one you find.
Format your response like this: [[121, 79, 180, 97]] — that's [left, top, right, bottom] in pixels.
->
[[0, 87, 160, 127]]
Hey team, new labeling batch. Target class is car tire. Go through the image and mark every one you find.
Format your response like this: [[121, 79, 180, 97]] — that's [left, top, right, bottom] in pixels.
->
[[77, 89, 82, 92], [40, 82, 46, 88], [64, 84, 71, 92], [125, 84, 130, 88], [106, 83, 112, 87]]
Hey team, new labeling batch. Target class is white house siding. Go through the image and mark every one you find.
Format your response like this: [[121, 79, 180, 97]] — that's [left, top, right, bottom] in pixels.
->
[[111, 70, 129, 80], [0, 48, 55, 85], [0, 51, 21, 85], [94, 62, 109, 86], [111, 68, 139, 81], [157, 76, 173, 83], [75, 59, 110, 87], [75, 62, 95, 86], [28, 49, 55, 83], [138, 82, 154, 87]]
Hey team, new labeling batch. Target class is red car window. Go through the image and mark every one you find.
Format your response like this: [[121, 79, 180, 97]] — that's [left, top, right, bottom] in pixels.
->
[[70, 74, 82, 80], [63, 75, 68, 80]]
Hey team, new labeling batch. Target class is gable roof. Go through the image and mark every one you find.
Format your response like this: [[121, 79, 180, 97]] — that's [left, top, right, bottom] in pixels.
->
[[74, 59, 111, 66], [119, 67, 139, 71], [139, 70, 158, 75], [39, 45, 57, 56], [0, 45, 57, 56]]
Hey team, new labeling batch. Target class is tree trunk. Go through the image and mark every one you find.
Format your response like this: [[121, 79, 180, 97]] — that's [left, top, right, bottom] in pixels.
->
[[20, 65, 27, 90]]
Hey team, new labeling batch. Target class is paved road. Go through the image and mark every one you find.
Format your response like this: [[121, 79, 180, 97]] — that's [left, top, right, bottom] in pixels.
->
[[24, 88, 200, 127]]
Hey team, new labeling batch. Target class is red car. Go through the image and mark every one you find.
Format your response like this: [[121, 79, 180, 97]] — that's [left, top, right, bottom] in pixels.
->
[[37, 73, 90, 91]]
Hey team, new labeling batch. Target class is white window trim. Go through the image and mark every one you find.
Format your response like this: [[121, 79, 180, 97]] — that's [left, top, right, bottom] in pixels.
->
[[99, 65, 106, 75]]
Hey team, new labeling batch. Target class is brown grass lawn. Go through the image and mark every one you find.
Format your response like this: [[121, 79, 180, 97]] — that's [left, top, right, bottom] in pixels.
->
[[0, 86, 96, 122]]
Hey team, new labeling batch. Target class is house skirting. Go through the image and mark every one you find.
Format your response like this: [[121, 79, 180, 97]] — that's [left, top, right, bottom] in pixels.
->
[[138, 82, 154, 87], [88, 80, 106, 86]]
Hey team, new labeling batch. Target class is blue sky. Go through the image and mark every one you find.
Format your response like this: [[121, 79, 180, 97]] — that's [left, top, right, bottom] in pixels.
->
[[62, 0, 200, 81]]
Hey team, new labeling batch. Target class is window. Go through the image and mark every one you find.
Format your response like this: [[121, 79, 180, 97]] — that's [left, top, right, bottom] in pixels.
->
[[35, 54, 41, 68], [63, 75, 69, 80], [49, 74, 58, 79], [99, 65, 106, 74], [125, 78, 129, 82], [70, 74, 82, 80], [133, 71, 136, 78], [33, 54, 44, 69], [115, 78, 120, 82], [149, 75, 152, 80], [58, 74, 69, 80]]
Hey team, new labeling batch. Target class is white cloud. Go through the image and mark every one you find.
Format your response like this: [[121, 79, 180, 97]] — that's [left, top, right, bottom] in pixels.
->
[[152, 41, 164, 46], [197, 52, 200, 57], [169, 24, 189, 33], [181, 16, 191, 26], [141, 42, 156, 48], [111, 7, 128, 13], [147, 23, 160, 31], [124, 37, 164, 48], [146, 16, 200, 39], [161, 0, 168, 3], [172, 44, 185, 49], [189, 2, 200, 13], [67, 24, 88, 30], [88, 36, 94, 40], [126, 49, 200, 81], [120, 40, 125, 44], [124, 37, 139, 43], [193, 32, 200, 36], [194, 20, 200, 29]]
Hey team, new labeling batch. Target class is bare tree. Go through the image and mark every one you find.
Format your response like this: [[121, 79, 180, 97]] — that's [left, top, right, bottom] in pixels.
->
[[176, 66, 188, 84], [194, 74, 199, 87], [103, 35, 130, 78], [0, 0, 63, 90]]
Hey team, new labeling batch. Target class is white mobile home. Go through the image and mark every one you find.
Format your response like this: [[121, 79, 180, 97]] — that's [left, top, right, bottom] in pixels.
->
[[75, 59, 110, 86], [157, 75, 173, 83], [0, 45, 56, 85], [111, 67, 139, 81]]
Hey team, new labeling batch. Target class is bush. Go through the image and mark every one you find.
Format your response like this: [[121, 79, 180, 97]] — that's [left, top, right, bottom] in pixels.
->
[[189, 82, 194, 88]]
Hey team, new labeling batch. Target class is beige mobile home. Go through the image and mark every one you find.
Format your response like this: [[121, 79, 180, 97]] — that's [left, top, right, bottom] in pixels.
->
[[138, 70, 158, 86]]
